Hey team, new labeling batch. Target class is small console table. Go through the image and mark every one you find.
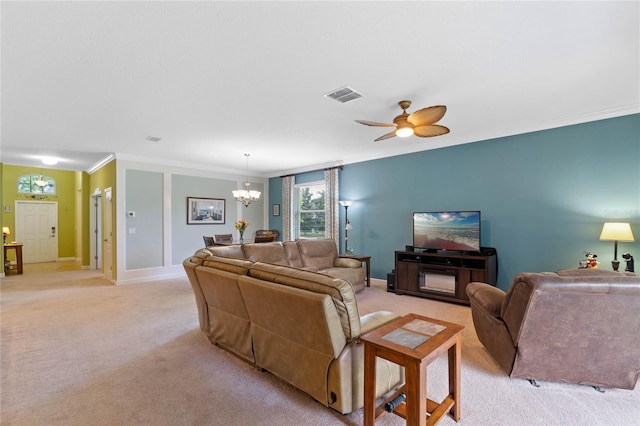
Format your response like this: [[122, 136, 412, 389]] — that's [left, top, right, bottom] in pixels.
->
[[340, 254, 371, 287], [361, 313, 464, 425], [4, 243, 24, 275]]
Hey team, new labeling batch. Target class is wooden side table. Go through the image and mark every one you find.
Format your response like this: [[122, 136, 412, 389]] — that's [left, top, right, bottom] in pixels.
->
[[361, 313, 464, 426], [340, 254, 371, 287], [4, 243, 24, 275]]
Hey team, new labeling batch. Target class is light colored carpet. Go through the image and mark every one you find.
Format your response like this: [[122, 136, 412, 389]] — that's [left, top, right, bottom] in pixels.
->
[[1, 270, 638, 425]]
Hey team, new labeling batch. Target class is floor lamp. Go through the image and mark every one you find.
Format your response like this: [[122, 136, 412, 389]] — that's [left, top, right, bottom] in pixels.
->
[[339, 201, 353, 255]]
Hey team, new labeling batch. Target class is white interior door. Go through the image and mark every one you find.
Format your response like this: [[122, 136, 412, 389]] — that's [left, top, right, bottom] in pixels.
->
[[15, 201, 58, 263], [103, 188, 113, 281]]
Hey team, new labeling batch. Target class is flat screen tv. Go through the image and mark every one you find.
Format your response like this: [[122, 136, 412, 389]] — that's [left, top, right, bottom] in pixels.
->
[[413, 211, 481, 252]]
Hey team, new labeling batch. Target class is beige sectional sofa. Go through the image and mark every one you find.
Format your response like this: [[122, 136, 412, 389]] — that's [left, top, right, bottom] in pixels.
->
[[183, 242, 404, 414], [206, 239, 366, 292]]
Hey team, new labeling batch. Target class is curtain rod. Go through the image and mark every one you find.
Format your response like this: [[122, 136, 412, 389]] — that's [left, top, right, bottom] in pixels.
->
[[280, 164, 343, 178]]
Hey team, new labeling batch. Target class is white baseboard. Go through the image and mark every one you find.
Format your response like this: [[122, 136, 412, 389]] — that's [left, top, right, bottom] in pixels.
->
[[115, 264, 186, 285]]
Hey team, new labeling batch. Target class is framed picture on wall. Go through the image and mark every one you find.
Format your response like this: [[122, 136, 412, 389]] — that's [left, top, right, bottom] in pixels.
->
[[272, 204, 280, 216], [187, 197, 226, 224]]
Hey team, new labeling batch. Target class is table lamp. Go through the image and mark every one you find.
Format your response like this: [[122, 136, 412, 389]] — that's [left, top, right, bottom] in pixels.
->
[[2, 227, 10, 245], [599, 222, 635, 271]]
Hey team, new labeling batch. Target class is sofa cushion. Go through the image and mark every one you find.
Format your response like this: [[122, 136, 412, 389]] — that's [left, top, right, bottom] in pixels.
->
[[202, 255, 252, 275], [195, 266, 254, 362], [297, 239, 339, 270], [205, 244, 245, 258], [248, 262, 361, 341], [320, 267, 365, 291], [242, 242, 289, 266], [283, 241, 304, 268]]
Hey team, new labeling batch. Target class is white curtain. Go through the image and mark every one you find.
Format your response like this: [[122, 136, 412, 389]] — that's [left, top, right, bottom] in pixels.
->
[[282, 175, 295, 241], [324, 168, 339, 248]]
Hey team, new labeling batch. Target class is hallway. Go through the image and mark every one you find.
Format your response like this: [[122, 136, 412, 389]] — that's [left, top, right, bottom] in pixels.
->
[[1, 260, 107, 292]]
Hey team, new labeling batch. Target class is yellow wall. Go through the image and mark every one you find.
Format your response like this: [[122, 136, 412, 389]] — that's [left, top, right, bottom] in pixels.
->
[[1, 165, 77, 260], [1, 160, 116, 275]]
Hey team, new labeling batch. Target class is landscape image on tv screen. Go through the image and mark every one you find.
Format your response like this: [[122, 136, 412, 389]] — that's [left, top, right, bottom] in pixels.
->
[[413, 211, 480, 252]]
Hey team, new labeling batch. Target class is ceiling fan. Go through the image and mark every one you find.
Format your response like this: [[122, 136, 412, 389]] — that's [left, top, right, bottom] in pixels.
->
[[355, 100, 449, 142]]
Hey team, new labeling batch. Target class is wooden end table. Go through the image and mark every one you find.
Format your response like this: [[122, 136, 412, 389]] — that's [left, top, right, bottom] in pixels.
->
[[4, 243, 24, 275], [361, 313, 464, 426], [340, 254, 371, 287]]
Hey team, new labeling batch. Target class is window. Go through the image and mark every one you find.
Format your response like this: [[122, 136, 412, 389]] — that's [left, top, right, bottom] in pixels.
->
[[295, 181, 325, 239], [17, 175, 56, 194]]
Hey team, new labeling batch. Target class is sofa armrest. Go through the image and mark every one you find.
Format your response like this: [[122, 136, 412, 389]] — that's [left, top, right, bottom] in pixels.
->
[[466, 282, 506, 319], [335, 257, 361, 268], [360, 311, 401, 336]]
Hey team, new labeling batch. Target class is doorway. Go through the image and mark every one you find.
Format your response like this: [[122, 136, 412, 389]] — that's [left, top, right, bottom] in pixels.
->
[[90, 193, 102, 270], [103, 188, 113, 282], [15, 201, 58, 263]]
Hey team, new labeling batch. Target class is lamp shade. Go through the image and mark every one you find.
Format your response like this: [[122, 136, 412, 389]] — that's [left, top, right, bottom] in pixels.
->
[[339, 200, 353, 207], [2, 227, 10, 235], [599, 223, 635, 242]]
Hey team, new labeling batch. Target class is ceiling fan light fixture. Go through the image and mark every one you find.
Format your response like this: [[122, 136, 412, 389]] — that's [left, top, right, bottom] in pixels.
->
[[357, 100, 448, 141], [396, 126, 414, 137]]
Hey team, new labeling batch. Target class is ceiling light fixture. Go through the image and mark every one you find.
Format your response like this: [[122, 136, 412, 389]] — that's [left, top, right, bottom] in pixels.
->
[[232, 154, 261, 207], [395, 122, 414, 137]]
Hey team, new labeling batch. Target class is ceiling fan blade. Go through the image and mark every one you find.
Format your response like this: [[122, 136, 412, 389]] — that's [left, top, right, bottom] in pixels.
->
[[374, 130, 398, 142], [407, 105, 447, 126], [355, 120, 396, 127], [413, 124, 450, 138]]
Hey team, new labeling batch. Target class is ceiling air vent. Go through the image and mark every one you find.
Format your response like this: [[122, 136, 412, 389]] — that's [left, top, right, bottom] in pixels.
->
[[323, 86, 363, 103]]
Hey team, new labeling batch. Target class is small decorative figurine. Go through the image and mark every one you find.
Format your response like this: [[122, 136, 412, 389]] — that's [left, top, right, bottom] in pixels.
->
[[622, 253, 634, 272], [581, 251, 599, 269]]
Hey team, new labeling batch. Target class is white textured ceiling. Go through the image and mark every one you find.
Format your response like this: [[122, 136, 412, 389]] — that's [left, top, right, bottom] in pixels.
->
[[1, 1, 638, 177]]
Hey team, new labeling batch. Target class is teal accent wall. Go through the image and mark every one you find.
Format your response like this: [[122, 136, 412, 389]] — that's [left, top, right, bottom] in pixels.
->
[[269, 114, 640, 290]]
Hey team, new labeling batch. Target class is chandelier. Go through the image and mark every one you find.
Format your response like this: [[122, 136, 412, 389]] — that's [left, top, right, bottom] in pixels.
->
[[34, 175, 48, 187], [232, 153, 261, 207]]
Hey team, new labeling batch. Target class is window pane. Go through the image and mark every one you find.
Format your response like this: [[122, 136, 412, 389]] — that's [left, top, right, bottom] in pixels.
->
[[17, 175, 56, 195], [295, 181, 326, 239], [299, 211, 325, 238]]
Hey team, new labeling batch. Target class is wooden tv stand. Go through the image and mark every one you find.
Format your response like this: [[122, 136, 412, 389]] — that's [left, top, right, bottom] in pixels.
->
[[394, 250, 497, 305]]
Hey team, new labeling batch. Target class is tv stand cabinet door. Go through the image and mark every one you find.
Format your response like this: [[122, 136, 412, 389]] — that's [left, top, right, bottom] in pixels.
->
[[395, 261, 419, 292], [455, 269, 473, 302]]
